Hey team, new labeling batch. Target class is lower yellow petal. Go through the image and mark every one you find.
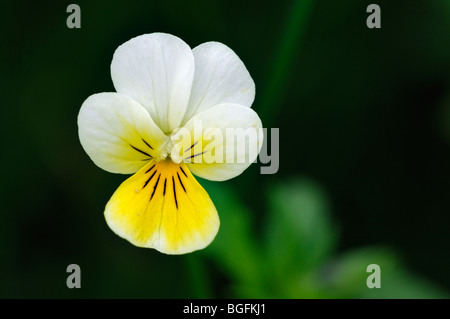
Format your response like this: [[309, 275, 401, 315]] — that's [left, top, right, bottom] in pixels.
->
[[104, 160, 219, 254]]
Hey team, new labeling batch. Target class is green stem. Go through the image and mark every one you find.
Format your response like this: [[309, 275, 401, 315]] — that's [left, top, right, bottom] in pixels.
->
[[185, 254, 213, 298], [258, 0, 315, 128]]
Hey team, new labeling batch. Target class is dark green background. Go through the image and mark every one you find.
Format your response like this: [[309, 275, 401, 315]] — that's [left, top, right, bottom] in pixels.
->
[[1, 0, 449, 298]]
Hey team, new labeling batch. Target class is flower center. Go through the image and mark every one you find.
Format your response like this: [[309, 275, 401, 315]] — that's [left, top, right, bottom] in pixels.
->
[[156, 134, 183, 164]]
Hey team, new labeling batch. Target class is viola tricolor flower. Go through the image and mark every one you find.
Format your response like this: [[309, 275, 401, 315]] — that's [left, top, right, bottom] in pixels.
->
[[78, 33, 263, 254]]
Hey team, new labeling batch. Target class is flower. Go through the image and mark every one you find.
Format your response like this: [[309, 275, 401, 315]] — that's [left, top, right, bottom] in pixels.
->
[[77, 33, 263, 254]]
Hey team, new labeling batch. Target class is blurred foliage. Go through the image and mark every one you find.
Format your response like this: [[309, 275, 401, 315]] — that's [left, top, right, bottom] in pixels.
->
[[203, 179, 449, 299]]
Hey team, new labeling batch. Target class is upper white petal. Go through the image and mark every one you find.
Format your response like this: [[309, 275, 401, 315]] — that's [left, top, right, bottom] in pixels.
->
[[78, 93, 168, 174], [111, 33, 195, 134], [181, 42, 255, 125]]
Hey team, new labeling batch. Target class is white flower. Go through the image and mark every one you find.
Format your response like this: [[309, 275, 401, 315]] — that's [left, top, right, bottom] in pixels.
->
[[78, 33, 263, 254]]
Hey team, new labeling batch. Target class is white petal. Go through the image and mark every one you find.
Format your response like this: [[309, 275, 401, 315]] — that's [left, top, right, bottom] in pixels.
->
[[78, 93, 168, 174], [172, 103, 263, 181], [111, 33, 195, 134], [181, 42, 255, 125]]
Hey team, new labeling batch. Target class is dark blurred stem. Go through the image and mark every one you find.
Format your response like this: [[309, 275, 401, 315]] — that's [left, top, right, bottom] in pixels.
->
[[258, 0, 315, 128], [186, 254, 213, 298]]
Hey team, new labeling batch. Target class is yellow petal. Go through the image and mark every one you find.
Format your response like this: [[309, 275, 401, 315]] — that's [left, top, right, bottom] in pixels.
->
[[104, 160, 219, 254]]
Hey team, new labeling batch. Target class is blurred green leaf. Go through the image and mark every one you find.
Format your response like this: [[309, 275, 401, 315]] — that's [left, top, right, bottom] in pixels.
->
[[204, 177, 450, 299], [358, 269, 450, 299], [317, 247, 399, 298], [202, 181, 265, 291], [265, 178, 338, 280], [318, 247, 450, 299]]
